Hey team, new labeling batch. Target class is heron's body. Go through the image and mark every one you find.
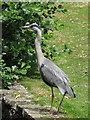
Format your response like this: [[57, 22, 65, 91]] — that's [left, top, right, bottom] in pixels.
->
[[21, 23, 76, 114], [40, 57, 75, 98]]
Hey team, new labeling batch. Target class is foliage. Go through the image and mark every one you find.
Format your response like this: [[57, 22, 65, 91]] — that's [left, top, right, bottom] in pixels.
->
[[1, 2, 66, 87], [0, 55, 30, 88], [62, 44, 72, 54], [0, 56, 18, 88]]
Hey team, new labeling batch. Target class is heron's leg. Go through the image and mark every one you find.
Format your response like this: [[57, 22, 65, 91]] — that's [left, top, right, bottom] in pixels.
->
[[57, 92, 66, 114], [50, 87, 54, 114]]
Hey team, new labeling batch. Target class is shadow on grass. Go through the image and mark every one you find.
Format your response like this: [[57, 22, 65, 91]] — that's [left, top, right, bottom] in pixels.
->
[[27, 61, 41, 80]]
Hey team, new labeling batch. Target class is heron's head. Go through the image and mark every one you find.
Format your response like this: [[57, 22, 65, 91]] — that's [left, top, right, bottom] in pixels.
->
[[20, 23, 41, 32]]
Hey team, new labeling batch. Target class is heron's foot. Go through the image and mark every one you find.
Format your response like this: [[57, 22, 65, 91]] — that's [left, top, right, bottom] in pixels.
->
[[49, 110, 52, 114], [49, 109, 60, 115], [49, 106, 53, 114], [56, 110, 60, 115], [52, 111, 59, 115]]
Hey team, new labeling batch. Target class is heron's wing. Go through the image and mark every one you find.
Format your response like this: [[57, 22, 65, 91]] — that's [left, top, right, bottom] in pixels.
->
[[40, 58, 75, 98], [40, 64, 67, 95], [44, 58, 70, 85]]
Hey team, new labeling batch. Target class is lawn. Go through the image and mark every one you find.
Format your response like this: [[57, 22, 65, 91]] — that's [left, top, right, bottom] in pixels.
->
[[20, 2, 88, 118]]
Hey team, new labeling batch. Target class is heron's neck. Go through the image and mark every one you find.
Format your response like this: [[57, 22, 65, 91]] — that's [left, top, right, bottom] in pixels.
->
[[35, 31, 44, 67]]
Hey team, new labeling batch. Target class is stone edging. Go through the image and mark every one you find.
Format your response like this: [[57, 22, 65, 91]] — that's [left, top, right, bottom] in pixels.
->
[[0, 83, 64, 120]]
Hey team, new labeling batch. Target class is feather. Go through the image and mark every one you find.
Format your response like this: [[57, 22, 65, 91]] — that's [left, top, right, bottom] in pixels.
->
[[40, 57, 75, 98]]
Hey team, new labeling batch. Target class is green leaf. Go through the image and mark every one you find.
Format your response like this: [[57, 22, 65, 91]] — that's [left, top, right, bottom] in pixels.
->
[[12, 65, 18, 72], [7, 82, 12, 86], [5, 67, 11, 73], [62, 9, 67, 13], [21, 62, 26, 68], [58, 4, 63, 9], [20, 69, 27, 75], [13, 75, 19, 79], [26, 65, 31, 69]]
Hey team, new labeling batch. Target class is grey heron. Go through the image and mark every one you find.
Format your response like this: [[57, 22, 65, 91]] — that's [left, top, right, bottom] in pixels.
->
[[20, 23, 76, 114]]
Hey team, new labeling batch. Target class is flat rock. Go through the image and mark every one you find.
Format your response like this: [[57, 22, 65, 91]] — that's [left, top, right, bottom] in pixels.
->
[[1, 83, 64, 119]]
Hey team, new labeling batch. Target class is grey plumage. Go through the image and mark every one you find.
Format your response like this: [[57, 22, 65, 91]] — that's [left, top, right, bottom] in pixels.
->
[[40, 58, 75, 98], [21, 22, 76, 114]]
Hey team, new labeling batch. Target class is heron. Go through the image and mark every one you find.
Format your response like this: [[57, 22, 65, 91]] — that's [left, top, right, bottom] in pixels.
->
[[20, 23, 76, 114]]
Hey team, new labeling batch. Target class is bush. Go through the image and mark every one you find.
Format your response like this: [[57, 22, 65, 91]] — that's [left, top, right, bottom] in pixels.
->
[[1, 2, 65, 88]]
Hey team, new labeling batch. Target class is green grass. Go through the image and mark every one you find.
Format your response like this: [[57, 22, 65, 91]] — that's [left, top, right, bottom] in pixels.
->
[[19, 3, 88, 118]]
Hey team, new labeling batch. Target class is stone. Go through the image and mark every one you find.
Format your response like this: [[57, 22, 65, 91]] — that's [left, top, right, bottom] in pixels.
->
[[1, 83, 64, 119]]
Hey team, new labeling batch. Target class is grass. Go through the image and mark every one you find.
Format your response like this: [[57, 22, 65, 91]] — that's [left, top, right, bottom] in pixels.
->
[[19, 3, 88, 118]]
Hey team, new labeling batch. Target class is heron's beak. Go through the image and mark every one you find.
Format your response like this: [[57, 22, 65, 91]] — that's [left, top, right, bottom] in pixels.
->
[[19, 25, 31, 29]]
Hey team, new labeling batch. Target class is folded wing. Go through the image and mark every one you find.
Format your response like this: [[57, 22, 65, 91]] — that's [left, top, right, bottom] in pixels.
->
[[40, 57, 75, 98]]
